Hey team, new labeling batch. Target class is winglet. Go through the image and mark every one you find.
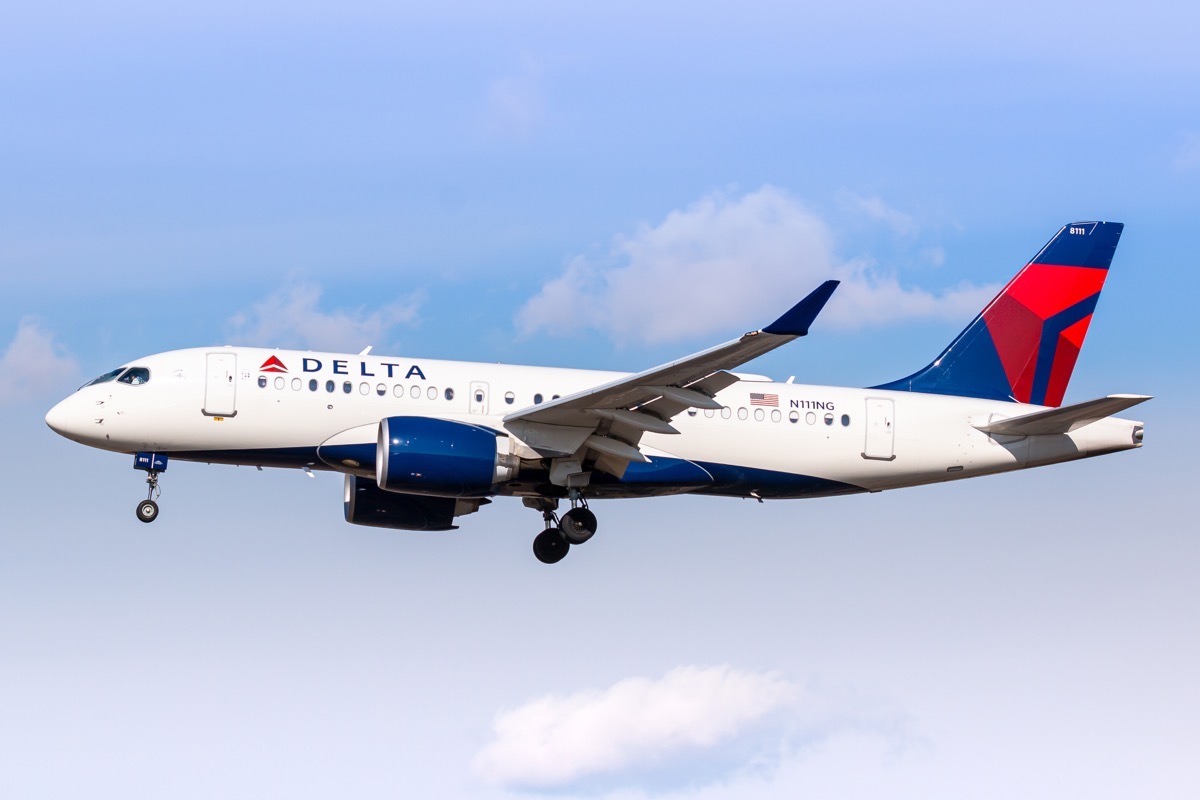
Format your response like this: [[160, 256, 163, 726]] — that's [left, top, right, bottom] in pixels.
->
[[762, 280, 840, 336]]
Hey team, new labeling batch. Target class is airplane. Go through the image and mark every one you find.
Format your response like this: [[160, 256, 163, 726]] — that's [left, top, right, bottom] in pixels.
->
[[45, 221, 1147, 564]]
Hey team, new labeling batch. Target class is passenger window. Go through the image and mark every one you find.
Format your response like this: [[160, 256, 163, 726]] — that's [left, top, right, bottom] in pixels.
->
[[720, 407, 731, 420], [824, 413, 834, 426], [445, 388, 455, 401], [410, 385, 421, 399], [118, 367, 150, 385], [258, 376, 267, 388], [737, 408, 748, 420], [504, 392, 515, 405], [377, 384, 387, 396], [841, 414, 850, 426], [360, 383, 370, 396], [687, 409, 698, 417], [704, 409, 715, 418], [393, 385, 404, 398], [771, 409, 781, 423], [427, 386, 437, 400], [474, 390, 484, 403], [753, 408, 764, 421], [274, 377, 285, 390], [308, 379, 318, 392], [789, 410, 799, 424], [806, 412, 816, 425], [325, 380, 335, 393], [552, 394, 560, 400], [343, 381, 352, 394], [534, 393, 543, 404], [291, 378, 301, 391]]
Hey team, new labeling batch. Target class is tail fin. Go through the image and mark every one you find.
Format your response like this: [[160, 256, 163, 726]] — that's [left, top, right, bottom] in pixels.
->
[[874, 221, 1123, 407]]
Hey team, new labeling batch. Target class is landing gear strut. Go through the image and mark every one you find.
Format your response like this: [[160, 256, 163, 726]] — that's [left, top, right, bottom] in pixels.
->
[[525, 493, 598, 564], [132, 452, 168, 524]]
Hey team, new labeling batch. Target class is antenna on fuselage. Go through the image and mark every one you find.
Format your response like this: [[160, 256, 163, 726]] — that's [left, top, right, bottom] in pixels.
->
[[359, 346, 373, 355]]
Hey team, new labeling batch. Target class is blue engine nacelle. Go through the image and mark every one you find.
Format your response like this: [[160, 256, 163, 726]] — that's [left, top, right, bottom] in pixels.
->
[[344, 475, 459, 531], [376, 416, 518, 498]]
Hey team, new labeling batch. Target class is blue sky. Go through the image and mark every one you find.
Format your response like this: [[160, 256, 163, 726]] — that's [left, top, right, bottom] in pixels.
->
[[2, 1, 1197, 797]]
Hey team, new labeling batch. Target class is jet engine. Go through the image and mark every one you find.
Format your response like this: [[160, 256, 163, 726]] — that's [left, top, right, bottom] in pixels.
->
[[344, 475, 459, 531], [376, 416, 518, 497]]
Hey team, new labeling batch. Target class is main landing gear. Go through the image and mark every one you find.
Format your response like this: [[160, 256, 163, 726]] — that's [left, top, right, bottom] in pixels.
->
[[132, 452, 168, 524], [527, 494, 598, 564]]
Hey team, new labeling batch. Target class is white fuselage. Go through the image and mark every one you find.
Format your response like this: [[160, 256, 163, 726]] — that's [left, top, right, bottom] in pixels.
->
[[45, 346, 1144, 500]]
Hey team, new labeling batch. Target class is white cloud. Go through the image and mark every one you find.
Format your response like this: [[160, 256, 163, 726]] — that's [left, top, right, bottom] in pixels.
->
[[829, 265, 995, 330], [225, 283, 424, 353], [0, 318, 79, 405], [472, 665, 863, 793], [515, 187, 996, 344], [839, 191, 916, 236], [486, 52, 545, 139]]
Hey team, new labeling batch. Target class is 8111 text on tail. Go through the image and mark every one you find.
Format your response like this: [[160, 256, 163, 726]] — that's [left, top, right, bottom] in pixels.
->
[[46, 221, 1147, 564]]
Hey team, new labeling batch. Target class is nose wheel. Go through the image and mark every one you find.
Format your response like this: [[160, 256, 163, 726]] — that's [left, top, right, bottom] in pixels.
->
[[136, 470, 162, 523], [525, 495, 598, 564], [137, 497, 159, 523]]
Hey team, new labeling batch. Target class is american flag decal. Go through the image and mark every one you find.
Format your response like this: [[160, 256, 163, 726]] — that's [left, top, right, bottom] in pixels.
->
[[750, 392, 779, 407]]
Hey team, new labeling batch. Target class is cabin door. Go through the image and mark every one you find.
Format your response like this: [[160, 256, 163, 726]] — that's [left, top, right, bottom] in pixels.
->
[[203, 352, 238, 417], [862, 398, 895, 460]]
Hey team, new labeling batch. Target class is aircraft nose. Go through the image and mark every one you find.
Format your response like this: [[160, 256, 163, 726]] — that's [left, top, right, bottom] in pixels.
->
[[45, 395, 86, 440], [45, 398, 68, 434]]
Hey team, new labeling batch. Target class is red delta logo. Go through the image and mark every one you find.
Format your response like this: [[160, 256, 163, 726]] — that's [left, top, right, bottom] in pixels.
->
[[259, 355, 288, 373]]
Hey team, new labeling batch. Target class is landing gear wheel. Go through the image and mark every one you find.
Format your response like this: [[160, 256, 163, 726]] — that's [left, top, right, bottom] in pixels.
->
[[533, 528, 571, 564], [136, 499, 159, 523], [559, 507, 597, 544]]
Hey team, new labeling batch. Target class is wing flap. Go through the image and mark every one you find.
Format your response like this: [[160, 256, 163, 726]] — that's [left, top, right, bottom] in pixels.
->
[[588, 408, 680, 435], [585, 435, 649, 463]]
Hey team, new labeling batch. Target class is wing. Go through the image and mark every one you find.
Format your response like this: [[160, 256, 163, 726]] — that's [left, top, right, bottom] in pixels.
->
[[503, 281, 839, 477]]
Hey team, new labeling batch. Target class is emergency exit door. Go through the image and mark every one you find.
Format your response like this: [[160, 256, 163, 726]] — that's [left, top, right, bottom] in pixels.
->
[[469, 381, 489, 415], [203, 352, 238, 417]]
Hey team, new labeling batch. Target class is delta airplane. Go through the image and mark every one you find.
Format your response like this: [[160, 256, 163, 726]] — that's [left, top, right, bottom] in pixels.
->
[[45, 221, 1147, 563]]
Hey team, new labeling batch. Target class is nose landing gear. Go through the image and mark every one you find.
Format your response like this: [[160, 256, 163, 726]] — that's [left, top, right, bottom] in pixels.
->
[[525, 493, 599, 564], [133, 452, 168, 524], [136, 474, 160, 523]]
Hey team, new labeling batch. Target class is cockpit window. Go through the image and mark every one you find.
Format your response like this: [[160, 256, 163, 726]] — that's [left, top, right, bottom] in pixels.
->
[[117, 367, 151, 385], [84, 368, 125, 387]]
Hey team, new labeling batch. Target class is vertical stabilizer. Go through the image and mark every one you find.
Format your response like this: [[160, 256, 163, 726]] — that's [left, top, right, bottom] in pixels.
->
[[874, 221, 1123, 406]]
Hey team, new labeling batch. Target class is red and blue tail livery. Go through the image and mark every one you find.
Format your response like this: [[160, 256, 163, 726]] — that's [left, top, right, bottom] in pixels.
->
[[875, 221, 1123, 407]]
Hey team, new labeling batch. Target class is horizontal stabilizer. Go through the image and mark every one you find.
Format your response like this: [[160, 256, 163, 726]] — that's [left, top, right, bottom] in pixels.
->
[[975, 394, 1151, 436]]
